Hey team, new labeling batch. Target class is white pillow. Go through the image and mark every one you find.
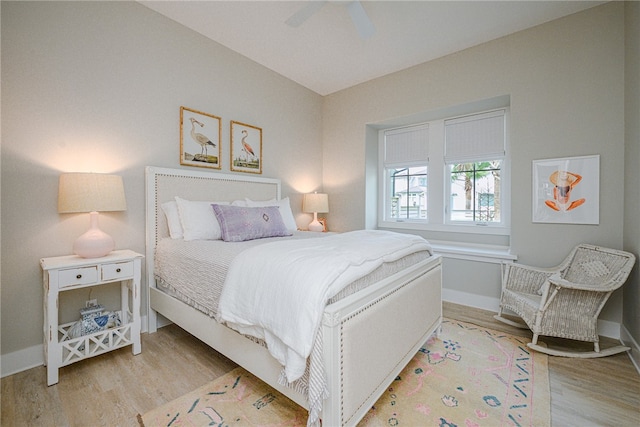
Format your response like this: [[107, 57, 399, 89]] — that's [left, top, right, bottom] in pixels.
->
[[174, 197, 229, 241], [245, 197, 297, 232], [231, 199, 248, 207], [161, 201, 183, 239]]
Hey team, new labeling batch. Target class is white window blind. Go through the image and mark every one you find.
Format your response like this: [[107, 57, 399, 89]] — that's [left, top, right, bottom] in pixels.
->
[[384, 124, 429, 168], [445, 110, 505, 163]]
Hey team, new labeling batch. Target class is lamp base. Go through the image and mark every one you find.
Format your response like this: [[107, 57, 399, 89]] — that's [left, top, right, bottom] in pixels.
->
[[73, 212, 115, 258], [308, 216, 324, 232]]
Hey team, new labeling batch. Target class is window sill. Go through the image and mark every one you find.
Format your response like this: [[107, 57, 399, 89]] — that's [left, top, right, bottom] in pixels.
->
[[429, 240, 517, 264], [379, 221, 510, 236]]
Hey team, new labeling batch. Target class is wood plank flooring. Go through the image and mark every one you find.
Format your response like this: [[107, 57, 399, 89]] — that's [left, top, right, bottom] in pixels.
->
[[2, 302, 638, 426]]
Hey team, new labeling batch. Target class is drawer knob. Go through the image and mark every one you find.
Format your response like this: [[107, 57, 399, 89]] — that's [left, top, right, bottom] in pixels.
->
[[116, 268, 121, 273], [76, 274, 82, 279]]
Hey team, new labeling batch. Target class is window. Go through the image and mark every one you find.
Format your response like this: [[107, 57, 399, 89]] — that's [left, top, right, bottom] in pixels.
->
[[445, 110, 506, 225], [378, 108, 509, 234], [381, 124, 429, 223], [448, 161, 502, 222], [388, 167, 427, 220]]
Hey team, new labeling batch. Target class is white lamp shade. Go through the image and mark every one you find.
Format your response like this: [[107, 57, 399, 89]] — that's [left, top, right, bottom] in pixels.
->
[[58, 173, 127, 213], [302, 192, 329, 214], [303, 192, 328, 232], [58, 173, 126, 258]]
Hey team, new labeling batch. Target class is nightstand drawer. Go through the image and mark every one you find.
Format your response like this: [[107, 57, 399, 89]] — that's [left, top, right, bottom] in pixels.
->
[[58, 266, 99, 288], [101, 261, 134, 281]]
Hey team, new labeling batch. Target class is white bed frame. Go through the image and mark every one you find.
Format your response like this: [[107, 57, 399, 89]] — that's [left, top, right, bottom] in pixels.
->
[[145, 166, 442, 426]]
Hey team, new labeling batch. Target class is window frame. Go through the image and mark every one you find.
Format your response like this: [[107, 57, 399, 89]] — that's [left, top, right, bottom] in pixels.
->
[[377, 108, 510, 236]]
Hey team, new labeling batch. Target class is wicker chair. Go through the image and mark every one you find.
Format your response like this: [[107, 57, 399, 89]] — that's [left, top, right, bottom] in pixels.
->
[[494, 244, 636, 357]]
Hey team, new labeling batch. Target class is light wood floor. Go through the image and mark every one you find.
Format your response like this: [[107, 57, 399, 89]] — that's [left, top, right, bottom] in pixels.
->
[[2, 302, 638, 426]]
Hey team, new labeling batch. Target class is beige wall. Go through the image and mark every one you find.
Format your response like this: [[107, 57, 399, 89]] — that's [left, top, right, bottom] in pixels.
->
[[1, 1, 323, 359], [624, 0, 640, 359], [323, 3, 628, 319]]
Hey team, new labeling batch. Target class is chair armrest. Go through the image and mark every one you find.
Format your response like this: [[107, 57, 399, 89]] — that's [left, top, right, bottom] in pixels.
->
[[547, 274, 611, 292], [503, 263, 555, 295]]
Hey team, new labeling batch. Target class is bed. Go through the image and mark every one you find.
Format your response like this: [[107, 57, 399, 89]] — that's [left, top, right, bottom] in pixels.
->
[[145, 166, 442, 426]]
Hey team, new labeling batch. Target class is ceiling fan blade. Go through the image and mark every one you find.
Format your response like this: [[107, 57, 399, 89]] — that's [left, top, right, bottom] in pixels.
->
[[286, 1, 327, 28], [347, 1, 375, 39]]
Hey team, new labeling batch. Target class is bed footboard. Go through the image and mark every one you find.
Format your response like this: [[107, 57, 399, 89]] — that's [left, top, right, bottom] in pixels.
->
[[321, 255, 442, 426], [149, 255, 442, 426]]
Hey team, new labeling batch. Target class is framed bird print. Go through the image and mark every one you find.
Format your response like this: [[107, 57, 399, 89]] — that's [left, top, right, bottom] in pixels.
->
[[230, 120, 262, 174], [180, 106, 222, 169]]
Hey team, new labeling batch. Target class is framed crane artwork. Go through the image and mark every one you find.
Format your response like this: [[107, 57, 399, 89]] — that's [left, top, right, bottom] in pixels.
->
[[230, 120, 262, 174], [180, 106, 222, 169]]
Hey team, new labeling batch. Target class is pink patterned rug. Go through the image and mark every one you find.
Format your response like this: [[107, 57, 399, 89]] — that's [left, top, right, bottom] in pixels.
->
[[139, 319, 550, 427], [360, 319, 550, 426]]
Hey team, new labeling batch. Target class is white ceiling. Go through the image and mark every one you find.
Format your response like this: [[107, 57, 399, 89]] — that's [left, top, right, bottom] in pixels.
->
[[139, 1, 605, 96]]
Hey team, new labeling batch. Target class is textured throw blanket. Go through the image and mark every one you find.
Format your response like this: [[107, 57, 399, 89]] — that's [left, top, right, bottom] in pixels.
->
[[216, 230, 432, 383]]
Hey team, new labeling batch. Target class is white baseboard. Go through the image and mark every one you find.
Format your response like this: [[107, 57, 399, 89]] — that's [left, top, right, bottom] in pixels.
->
[[621, 324, 640, 375], [156, 312, 173, 329], [442, 288, 501, 312], [0, 343, 44, 378]]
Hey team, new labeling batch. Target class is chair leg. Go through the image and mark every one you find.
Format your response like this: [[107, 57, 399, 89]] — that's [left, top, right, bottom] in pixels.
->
[[594, 342, 600, 353], [493, 314, 529, 329], [532, 333, 539, 345]]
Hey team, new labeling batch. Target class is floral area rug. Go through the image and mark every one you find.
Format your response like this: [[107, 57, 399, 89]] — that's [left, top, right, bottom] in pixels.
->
[[360, 319, 550, 427], [138, 319, 550, 427]]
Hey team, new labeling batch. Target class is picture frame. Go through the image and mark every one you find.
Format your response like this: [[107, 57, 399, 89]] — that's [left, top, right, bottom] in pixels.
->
[[180, 106, 221, 169], [318, 217, 327, 232], [230, 120, 262, 174], [532, 154, 600, 224]]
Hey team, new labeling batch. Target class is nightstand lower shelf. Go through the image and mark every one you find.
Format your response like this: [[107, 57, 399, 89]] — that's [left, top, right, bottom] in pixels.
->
[[55, 311, 133, 367]]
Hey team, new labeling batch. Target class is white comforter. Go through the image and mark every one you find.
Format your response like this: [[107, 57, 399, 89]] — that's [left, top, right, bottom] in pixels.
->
[[216, 229, 432, 383]]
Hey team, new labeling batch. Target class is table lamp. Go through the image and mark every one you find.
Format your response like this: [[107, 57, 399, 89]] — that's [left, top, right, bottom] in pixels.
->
[[58, 173, 127, 258], [302, 192, 328, 232]]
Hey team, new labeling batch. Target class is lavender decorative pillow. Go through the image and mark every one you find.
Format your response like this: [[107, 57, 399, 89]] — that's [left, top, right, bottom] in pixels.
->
[[245, 197, 297, 232], [211, 204, 293, 242]]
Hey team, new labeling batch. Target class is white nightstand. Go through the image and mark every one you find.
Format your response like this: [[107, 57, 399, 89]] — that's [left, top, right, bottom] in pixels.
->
[[40, 250, 143, 385]]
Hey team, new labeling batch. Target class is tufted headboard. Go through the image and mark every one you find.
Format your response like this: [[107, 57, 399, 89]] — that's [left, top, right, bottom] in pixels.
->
[[145, 166, 281, 301]]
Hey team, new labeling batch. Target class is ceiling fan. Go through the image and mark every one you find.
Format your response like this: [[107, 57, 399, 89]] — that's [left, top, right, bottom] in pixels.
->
[[286, 1, 376, 40]]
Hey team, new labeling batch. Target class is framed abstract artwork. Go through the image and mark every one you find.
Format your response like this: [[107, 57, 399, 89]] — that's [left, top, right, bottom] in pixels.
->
[[532, 154, 599, 224], [180, 106, 222, 169], [230, 120, 262, 174]]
